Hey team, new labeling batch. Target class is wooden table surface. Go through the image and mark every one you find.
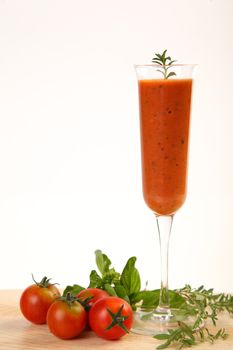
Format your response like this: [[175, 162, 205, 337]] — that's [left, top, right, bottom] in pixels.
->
[[0, 290, 233, 350]]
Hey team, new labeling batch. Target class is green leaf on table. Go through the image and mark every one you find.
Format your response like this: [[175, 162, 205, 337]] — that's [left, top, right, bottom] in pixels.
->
[[178, 321, 195, 340], [156, 340, 172, 349], [154, 334, 170, 340]]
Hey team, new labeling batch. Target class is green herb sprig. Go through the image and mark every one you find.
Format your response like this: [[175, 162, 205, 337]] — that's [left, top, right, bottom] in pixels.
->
[[64, 251, 233, 349], [152, 49, 176, 79], [155, 322, 228, 349], [154, 284, 233, 349]]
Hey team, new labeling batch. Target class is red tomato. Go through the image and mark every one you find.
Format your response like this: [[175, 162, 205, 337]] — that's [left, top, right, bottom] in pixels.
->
[[89, 297, 133, 340], [47, 294, 87, 339], [20, 276, 60, 324], [77, 288, 109, 308]]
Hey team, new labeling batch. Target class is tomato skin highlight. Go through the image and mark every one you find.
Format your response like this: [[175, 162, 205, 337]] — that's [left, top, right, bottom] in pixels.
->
[[20, 284, 60, 324], [77, 288, 109, 308], [89, 297, 133, 340], [47, 300, 87, 339]]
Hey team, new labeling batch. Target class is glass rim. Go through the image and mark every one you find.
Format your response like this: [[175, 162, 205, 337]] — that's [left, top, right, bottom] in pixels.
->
[[134, 63, 197, 68]]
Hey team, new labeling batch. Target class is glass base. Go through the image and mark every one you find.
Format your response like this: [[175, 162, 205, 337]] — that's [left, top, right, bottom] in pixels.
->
[[132, 307, 204, 336]]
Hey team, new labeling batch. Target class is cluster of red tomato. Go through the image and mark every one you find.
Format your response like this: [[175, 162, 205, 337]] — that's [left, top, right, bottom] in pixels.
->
[[20, 277, 133, 340]]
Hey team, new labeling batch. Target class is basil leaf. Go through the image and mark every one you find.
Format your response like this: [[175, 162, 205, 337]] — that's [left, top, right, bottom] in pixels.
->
[[104, 284, 117, 296], [120, 257, 141, 296], [132, 289, 185, 309], [132, 290, 160, 308], [95, 250, 111, 275], [63, 284, 84, 297], [114, 284, 130, 303], [88, 270, 103, 288], [169, 290, 185, 308]]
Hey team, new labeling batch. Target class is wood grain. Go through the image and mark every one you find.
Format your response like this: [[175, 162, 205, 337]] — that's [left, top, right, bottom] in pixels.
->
[[0, 290, 233, 350]]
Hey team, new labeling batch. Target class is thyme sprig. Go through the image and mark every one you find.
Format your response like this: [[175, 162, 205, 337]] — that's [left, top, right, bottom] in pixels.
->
[[154, 285, 233, 349], [155, 323, 227, 350], [152, 49, 176, 79]]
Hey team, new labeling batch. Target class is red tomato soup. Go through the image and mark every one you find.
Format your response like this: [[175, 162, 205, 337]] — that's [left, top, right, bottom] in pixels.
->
[[138, 79, 193, 215]]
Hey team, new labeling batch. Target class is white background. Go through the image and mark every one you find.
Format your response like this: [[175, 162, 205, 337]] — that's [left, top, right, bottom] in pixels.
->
[[0, 0, 232, 293]]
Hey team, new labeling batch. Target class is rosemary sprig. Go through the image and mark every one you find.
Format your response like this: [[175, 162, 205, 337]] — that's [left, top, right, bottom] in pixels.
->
[[152, 49, 176, 79], [154, 285, 233, 349]]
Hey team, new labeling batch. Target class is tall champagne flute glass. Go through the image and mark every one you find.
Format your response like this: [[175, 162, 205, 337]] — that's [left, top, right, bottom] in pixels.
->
[[133, 64, 196, 335]]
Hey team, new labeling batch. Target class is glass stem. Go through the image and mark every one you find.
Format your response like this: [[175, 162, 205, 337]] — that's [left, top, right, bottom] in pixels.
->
[[155, 214, 173, 313]]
